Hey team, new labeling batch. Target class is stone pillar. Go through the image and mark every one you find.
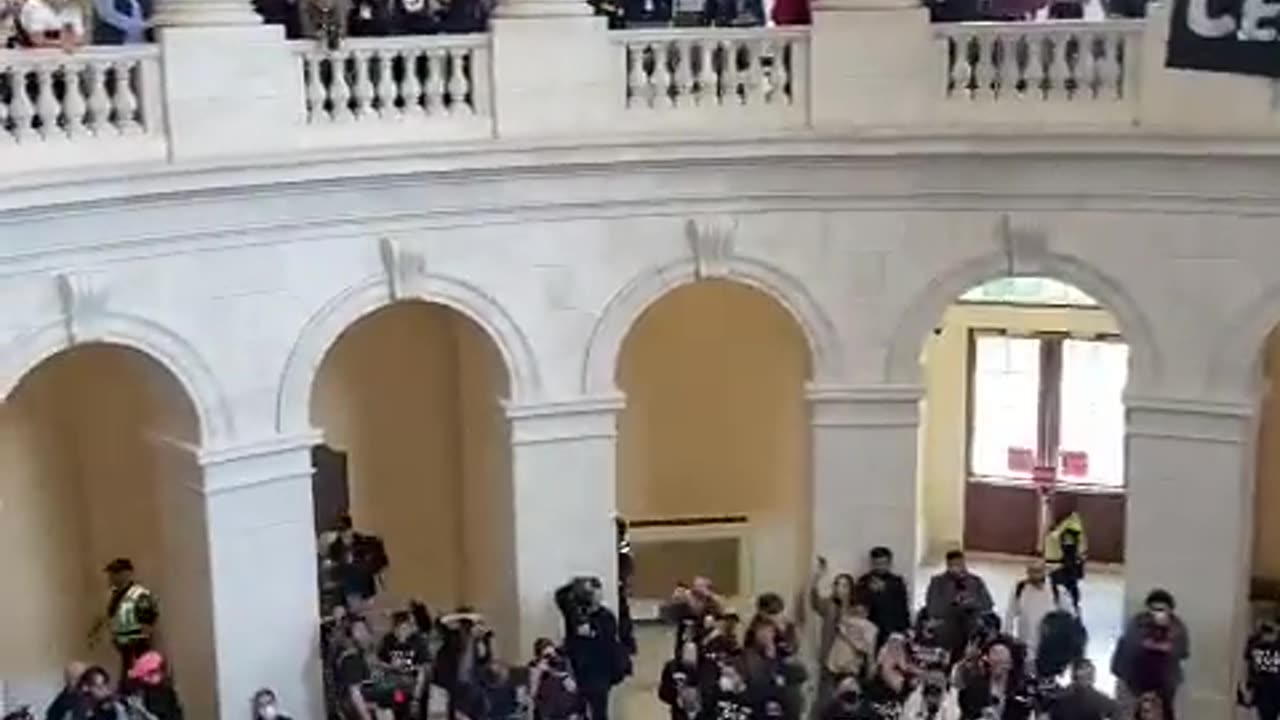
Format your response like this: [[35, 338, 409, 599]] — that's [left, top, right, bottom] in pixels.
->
[[808, 384, 923, 587], [505, 396, 622, 654], [154, 0, 305, 161], [808, 0, 934, 129], [1124, 396, 1256, 720], [198, 433, 325, 720], [489, 0, 617, 138]]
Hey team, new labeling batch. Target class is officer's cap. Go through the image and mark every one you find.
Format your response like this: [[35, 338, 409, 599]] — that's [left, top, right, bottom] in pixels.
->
[[104, 558, 134, 573]]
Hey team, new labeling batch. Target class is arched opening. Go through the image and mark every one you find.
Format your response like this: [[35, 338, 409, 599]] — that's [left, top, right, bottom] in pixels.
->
[[915, 275, 1128, 685], [615, 278, 813, 611], [308, 300, 517, 655], [0, 343, 214, 713]]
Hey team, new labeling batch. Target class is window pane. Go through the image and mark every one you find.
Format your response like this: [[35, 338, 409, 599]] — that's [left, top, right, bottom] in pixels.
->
[[1058, 339, 1128, 487], [969, 336, 1042, 479]]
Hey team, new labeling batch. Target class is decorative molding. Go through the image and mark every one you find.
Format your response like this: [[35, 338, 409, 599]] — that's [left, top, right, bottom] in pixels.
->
[[995, 214, 1050, 274], [685, 217, 736, 280], [56, 270, 110, 345], [506, 394, 624, 446], [1125, 394, 1254, 445], [378, 237, 429, 301], [806, 383, 923, 429]]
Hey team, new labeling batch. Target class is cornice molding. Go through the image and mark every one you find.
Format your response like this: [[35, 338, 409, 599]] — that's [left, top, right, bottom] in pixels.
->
[[505, 394, 625, 446], [806, 383, 924, 429]]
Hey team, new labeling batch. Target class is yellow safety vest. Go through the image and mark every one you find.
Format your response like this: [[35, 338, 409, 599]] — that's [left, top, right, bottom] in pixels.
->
[[1044, 512, 1087, 564], [110, 584, 153, 642]]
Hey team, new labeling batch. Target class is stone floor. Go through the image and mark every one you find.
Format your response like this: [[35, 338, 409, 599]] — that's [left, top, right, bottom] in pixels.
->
[[616, 557, 1125, 719]]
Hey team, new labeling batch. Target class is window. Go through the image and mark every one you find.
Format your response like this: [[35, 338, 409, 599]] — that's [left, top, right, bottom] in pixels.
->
[[968, 332, 1128, 489], [960, 277, 1100, 307]]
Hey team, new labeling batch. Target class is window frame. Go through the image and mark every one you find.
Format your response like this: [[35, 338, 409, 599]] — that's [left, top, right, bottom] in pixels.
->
[[964, 327, 1127, 493]]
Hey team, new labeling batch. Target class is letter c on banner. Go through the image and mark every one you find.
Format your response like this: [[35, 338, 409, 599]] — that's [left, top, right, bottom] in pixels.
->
[[1240, 0, 1279, 40], [1188, 0, 1237, 37]]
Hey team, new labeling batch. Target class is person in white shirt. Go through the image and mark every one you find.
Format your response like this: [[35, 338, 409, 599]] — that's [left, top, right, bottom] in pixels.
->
[[15, 0, 84, 48], [1005, 560, 1070, 663]]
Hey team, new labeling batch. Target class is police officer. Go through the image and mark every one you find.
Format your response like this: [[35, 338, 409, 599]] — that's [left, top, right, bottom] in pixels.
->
[[96, 558, 159, 683]]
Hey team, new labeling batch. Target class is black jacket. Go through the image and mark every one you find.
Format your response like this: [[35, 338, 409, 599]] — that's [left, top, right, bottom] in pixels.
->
[[854, 571, 912, 638], [555, 584, 627, 689]]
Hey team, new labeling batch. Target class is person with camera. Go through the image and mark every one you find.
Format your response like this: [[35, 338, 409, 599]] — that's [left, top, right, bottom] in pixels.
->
[[811, 556, 878, 715], [378, 612, 432, 720], [955, 640, 1032, 720], [925, 552, 994, 665], [554, 577, 627, 720], [741, 620, 807, 720], [528, 638, 583, 720], [749, 592, 800, 660], [1241, 616, 1280, 720], [658, 640, 707, 720], [68, 667, 131, 720], [663, 577, 726, 657], [1110, 590, 1187, 720], [706, 659, 751, 720], [855, 547, 913, 644], [334, 618, 396, 720]]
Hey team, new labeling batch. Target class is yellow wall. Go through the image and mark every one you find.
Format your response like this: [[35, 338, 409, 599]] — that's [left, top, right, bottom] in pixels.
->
[[1253, 329, 1280, 583], [310, 301, 516, 650], [918, 302, 1120, 558], [616, 280, 812, 597], [0, 345, 209, 713]]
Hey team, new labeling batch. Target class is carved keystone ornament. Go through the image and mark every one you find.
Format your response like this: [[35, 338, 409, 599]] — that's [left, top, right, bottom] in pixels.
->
[[685, 217, 737, 280], [56, 270, 110, 345], [379, 237, 429, 300]]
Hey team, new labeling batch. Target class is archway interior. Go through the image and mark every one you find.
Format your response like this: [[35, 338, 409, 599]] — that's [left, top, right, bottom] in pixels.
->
[[0, 344, 214, 714], [1251, 327, 1280, 598], [310, 300, 517, 656], [615, 279, 812, 608], [914, 275, 1128, 685]]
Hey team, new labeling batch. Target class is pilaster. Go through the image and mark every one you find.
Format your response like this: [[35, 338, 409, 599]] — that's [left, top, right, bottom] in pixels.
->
[[807, 383, 923, 586], [1123, 394, 1256, 720], [504, 395, 623, 653], [196, 431, 325, 720]]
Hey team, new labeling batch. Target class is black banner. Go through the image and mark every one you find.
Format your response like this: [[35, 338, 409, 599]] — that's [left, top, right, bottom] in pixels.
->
[[1166, 0, 1280, 78]]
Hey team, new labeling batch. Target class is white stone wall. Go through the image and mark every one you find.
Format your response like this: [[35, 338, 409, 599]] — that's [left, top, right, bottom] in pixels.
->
[[2, 145, 1279, 719]]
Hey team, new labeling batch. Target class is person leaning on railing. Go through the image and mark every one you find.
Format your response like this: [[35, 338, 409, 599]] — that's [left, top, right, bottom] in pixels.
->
[[8, 0, 85, 49]]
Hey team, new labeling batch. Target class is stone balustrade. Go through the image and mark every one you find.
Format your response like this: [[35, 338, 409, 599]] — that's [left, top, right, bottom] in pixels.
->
[[935, 19, 1144, 125], [292, 34, 493, 148], [1, 8, 1277, 181], [0, 45, 165, 175], [616, 27, 809, 131]]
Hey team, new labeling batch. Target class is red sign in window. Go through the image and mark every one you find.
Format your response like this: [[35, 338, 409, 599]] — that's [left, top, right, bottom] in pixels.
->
[[1007, 446, 1034, 472], [1060, 450, 1089, 478]]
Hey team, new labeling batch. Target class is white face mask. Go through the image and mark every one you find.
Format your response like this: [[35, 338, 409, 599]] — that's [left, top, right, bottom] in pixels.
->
[[259, 705, 279, 720], [718, 676, 735, 692]]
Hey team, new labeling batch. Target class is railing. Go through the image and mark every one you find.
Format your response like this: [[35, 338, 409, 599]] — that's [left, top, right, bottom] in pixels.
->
[[0, 46, 165, 172], [935, 20, 1144, 124], [616, 27, 810, 132], [293, 34, 493, 148]]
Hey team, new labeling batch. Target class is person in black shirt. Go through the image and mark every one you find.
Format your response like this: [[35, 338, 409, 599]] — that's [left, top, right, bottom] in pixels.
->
[[379, 612, 432, 720], [1049, 660, 1117, 720], [252, 689, 295, 720], [658, 641, 706, 720], [663, 578, 726, 658], [46, 663, 87, 720], [437, 609, 494, 720], [855, 547, 912, 644], [555, 577, 627, 720], [956, 640, 1032, 720], [71, 667, 130, 720], [1244, 618, 1280, 720], [329, 516, 389, 602], [335, 619, 384, 720], [529, 638, 583, 720]]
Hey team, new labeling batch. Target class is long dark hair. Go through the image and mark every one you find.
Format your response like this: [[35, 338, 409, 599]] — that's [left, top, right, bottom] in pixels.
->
[[832, 573, 857, 607]]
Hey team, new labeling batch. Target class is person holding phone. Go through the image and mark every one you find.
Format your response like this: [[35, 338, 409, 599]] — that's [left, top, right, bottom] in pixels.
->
[[13, 0, 84, 49]]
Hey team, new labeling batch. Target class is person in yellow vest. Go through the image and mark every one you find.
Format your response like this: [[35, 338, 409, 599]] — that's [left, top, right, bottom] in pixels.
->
[[97, 558, 160, 683], [1044, 511, 1087, 614]]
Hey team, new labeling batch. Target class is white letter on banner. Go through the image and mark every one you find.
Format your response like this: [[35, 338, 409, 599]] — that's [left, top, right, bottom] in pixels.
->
[[1239, 0, 1279, 40], [1188, 0, 1238, 37]]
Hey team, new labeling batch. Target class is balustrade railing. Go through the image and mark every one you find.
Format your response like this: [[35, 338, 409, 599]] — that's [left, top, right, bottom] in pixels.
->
[[617, 28, 809, 131], [293, 35, 493, 147], [936, 20, 1144, 123], [0, 46, 164, 172]]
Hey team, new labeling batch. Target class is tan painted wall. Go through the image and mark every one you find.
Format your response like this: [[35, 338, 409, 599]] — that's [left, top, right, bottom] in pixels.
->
[[309, 301, 516, 649], [917, 303, 1120, 559], [616, 280, 811, 598], [1253, 329, 1280, 584], [0, 345, 209, 714]]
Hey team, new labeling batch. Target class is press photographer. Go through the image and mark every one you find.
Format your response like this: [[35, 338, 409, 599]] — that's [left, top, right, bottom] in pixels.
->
[[555, 577, 629, 720], [924, 552, 994, 663]]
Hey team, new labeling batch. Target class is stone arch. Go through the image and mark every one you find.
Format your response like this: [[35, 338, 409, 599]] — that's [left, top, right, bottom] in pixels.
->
[[277, 274, 542, 434], [581, 256, 845, 395], [0, 312, 233, 445], [884, 250, 1162, 392], [1208, 287, 1280, 400]]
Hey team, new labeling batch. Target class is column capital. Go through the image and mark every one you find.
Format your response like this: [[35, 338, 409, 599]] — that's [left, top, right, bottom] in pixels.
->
[[806, 383, 923, 428], [196, 429, 322, 495], [505, 394, 624, 445], [1124, 393, 1255, 445]]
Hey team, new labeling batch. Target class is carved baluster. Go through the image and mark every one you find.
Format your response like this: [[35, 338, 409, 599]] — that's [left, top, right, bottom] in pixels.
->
[[35, 65, 60, 139], [720, 40, 741, 105], [86, 60, 111, 135], [305, 54, 328, 122], [1097, 32, 1122, 100], [743, 38, 765, 105], [972, 33, 996, 102], [775, 39, 793, 105], [1075, 33, 1096, 100], [8, 66, 34, 141], [948, 34, 972, 99], [112, 60, 141, 134], [62, 60, 87, 138], [330, 51, 355, 122], [651, 41, 672, 109], [673, 40, 694, 109], [399, 50, 425, 117], [0, 66, 11, 145], [424, 48, 446, 114], [1043, 31, 1069, 101], [447, 47, 473, 115], [695, 41, 716, 106], [374, 49, 397, 118], [1024, 35, 1047, 101], [626, 44, 648, 108], [350, 50, 373, 118], [996, 33, 1020, 100]]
